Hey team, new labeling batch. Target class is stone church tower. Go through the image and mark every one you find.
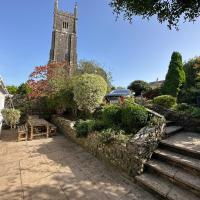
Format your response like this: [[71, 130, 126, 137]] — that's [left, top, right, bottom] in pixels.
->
[[49, 0, 78, 72]]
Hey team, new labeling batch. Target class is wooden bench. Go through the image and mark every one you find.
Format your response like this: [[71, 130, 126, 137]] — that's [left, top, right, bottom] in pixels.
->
[[17, 125, 28, 142]]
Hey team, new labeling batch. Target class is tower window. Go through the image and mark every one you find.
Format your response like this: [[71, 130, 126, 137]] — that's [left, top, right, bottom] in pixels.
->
[[63, 22, 65, 28], [63, 22, 68, 29]]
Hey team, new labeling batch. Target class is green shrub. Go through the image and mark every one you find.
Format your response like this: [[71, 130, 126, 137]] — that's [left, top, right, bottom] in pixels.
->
[[175, 104, 200, 118], [93, 119, 106, 131], [99, 128, 116, 144], [153, 95, 177, 109], [124, 97, 135, 105], [102, 104, 121, 127], [73, 74, 107, 113], [175, 103, 190, 111], [76, 60, 112, 91], [99, 128, 130, 144], [121, 104, 148, 133], [143, 88, 161, 99], [178, 87, 200, 105], [190, 107, 200, 118], [75, 119, 95, 138], [1, 108, 21, 128], [184, 56, 200, 89]]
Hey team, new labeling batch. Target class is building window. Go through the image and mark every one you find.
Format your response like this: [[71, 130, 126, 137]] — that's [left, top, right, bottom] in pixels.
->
[[63, 22, 69, 29], [63, 22, 66, 29]]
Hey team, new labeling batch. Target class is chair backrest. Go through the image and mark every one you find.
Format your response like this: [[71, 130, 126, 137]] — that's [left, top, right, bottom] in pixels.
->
[[28, 115, 39, 120]]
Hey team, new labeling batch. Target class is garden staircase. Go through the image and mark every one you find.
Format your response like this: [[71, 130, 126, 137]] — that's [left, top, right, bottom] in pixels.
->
[[136, 121, 200, 200]]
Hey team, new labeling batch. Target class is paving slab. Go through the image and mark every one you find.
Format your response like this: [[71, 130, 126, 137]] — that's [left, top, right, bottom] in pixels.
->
[[0, 186, 23, 200], [0, 161, 20, 177], [0, 168, 23, 200], [0, 130, 157, 200], [23, 175, 66, 200]]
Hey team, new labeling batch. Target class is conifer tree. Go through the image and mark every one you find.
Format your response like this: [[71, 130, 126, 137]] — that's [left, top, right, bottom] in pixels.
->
[[162, 52, 185, 97]]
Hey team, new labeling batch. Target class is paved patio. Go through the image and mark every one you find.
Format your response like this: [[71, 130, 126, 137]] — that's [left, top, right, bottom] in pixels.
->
[[0, 130, 156, 200]]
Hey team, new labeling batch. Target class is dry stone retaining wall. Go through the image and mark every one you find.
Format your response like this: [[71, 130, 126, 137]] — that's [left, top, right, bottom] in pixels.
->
[[52, 116, 165, 177]]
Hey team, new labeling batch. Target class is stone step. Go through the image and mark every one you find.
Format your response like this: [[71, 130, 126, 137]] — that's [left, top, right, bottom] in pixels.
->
[[160, 131, 200, 159], [159, 139, 200, 159], [146, 159, 200, 196], [165, 126, 183, 136], [166, 121, 175, 126], [136, 173, 200, 200], [154, 149, 200, 175]]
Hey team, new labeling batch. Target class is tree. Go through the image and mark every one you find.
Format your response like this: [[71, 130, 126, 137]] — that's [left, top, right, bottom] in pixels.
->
[[27, 62, 73, 115], [110, 0, 200, 30], [28, 62, 69, 99], [17, 83, 32, 96], [128, 80, 150, 96], [178, 56, 200, 104], [184, 56, 200, 89], [45, 78, 77, 115], [76, 60, 112, 90], [162, 52, 185, 97], [6, 86, 18, 95], [73, 74, 107, 113]]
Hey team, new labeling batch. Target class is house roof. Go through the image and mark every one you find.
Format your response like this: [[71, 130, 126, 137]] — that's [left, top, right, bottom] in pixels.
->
[[149, 80, 164, 88], [0, 77, 9, 95]]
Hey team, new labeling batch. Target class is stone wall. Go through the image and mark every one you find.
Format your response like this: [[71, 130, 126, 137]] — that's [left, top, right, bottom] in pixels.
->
[[52, 116, 165, 177]]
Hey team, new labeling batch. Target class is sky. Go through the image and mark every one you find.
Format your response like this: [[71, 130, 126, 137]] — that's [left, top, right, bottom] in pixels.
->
[[0, 0, 200, 87]]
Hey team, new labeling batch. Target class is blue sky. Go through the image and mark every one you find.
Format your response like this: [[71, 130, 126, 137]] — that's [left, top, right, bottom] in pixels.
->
[[0, 0, 200, 87]]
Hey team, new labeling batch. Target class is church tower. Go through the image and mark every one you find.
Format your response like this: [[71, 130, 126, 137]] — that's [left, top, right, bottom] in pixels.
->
[[49, 0, 78, 71]]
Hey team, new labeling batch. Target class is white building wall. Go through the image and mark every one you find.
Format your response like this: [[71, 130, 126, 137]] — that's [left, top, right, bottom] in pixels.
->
[[0, 92, 5, 134]]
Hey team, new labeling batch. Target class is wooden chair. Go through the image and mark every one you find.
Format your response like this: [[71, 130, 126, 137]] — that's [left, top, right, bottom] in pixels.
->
[[17, 125, 28, 142], [28, 115, 39, 120], [48, 123, 57, 136]]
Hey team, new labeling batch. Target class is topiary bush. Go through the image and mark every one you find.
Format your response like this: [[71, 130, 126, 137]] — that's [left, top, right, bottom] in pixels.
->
[[153, 95, 177, 109], [101, 104, 121, 127], [73, 74, 107, 113], [121, 104, 148, 133], [161, 52, 185, 97], [75, 119, 95, 138], [1, 108, 21, 129]]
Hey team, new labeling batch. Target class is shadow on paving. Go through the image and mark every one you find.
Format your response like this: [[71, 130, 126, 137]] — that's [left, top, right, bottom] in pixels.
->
[[0, 130, 156, 200]]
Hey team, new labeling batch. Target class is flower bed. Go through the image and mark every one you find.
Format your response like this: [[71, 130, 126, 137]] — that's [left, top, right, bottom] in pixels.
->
[[52, 112, 165, 176]]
